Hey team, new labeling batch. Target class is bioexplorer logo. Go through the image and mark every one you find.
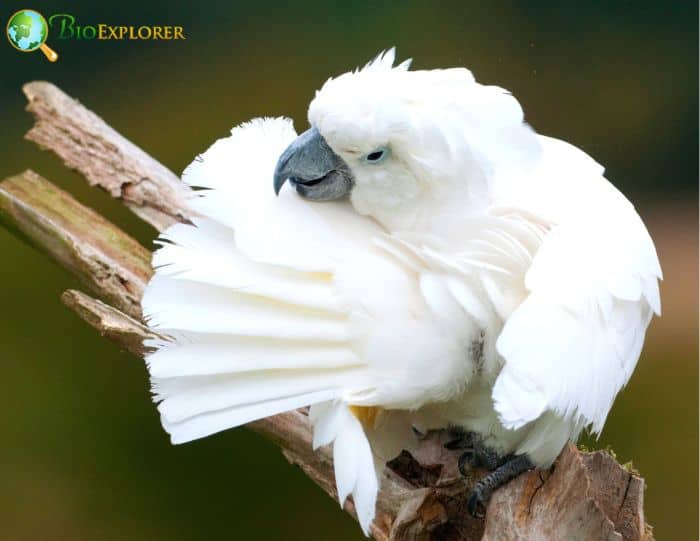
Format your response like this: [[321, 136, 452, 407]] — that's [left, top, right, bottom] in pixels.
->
[[6, 9, 186, 62]]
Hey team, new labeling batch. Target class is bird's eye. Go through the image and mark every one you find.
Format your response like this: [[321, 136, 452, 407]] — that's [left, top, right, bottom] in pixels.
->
[[363, 147, 389, 164]]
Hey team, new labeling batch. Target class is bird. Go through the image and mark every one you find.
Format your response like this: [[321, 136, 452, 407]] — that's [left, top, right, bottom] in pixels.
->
[[141, 49, 661, 535]]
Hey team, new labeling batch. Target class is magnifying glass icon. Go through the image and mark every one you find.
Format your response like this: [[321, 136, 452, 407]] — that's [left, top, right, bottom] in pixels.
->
[[7, 9, 59, 62]]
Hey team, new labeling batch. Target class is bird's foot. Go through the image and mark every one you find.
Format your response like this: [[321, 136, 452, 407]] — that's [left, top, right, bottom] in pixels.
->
[[465, 454, 535, 518], [444, 429, 503, 473], [458, 445, 503, 474]]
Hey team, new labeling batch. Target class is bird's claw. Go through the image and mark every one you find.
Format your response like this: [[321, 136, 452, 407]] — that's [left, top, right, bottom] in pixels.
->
[[463, 454, 535, 519], [467, 487, 487, 518]]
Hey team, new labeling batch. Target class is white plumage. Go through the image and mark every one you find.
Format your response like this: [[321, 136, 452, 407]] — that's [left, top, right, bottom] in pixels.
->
[[142, 49, 661, 534]]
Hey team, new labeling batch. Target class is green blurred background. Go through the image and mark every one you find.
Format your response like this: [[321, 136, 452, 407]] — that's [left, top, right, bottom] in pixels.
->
[[0, 1, 697, 539]]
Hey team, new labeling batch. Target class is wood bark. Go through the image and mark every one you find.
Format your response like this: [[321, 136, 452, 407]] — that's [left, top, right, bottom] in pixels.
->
[[0, 81, 654, 541]]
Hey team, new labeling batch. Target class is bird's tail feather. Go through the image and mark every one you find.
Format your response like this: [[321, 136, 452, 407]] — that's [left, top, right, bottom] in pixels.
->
[[310, 402, 378, 536]]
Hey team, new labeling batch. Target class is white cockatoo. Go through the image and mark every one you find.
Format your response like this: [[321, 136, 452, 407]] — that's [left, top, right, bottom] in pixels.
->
[[142, 49, 661, 534]]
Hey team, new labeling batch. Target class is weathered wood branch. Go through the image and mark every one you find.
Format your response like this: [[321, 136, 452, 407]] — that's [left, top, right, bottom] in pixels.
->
[[0, 170, 151, 318], [23, 81, 192, 231], [0, 81, 653, 540], [61, 289, 160, 357]]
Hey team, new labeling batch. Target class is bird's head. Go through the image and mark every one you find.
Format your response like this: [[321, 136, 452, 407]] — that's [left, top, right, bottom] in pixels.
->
[[274, 49, 540, 231]]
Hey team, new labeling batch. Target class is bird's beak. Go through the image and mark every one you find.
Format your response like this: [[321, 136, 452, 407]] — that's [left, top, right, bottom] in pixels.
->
[[273, 127, 354, 201]]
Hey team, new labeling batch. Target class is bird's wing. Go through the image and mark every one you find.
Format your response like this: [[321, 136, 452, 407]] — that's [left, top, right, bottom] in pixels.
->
[[143, 118, 376, 440], [142, 118, 409, 534], [491, 136, 662, 437]]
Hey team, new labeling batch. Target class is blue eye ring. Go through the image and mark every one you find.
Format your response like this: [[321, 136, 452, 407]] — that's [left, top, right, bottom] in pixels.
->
[[363, 147, 389, 164]]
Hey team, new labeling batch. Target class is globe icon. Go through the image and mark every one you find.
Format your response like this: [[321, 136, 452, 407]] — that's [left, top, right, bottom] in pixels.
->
[[6, 9, 58, 61]]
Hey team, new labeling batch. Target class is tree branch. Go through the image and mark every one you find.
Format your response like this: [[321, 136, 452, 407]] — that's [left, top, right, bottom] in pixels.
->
[[0, 81, 653, 540], [60, 289, 160, 357], [0, 170, 151, 318], [23, 81, 192, 231]]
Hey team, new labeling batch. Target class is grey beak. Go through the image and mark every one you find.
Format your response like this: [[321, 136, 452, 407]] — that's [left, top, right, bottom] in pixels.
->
[[273, 127, 353, 201]]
